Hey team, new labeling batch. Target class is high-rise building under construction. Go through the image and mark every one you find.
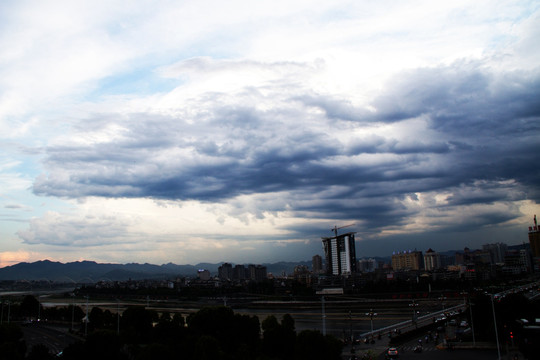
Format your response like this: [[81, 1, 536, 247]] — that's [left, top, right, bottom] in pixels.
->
[[322, 231, 357, 276], [528, 215, 540, 258]]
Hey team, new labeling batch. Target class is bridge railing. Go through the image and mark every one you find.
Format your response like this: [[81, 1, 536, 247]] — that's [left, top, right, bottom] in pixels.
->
[[357, 303, 466, 339]]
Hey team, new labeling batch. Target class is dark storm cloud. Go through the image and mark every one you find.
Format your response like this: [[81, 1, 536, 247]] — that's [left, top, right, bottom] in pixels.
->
[[372, 66, 540, 135], [33, 61, 540, 234]]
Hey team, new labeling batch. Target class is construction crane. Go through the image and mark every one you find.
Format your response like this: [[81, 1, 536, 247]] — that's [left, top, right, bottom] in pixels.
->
[[331, 223, 355, 237]]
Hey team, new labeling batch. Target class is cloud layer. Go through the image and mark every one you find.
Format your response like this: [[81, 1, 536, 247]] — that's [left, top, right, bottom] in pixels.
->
[[1, 1, 539, 265]]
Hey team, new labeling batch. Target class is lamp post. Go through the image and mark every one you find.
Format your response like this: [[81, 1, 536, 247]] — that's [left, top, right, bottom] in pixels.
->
[[84, 295, 89, 337], [461, 291, 476, 346], [365, 309, 377, 342], [322, 296, 326, 336], [349, 310, 352, 342], [117, 299, 120, 335], [70, 293, 75, 331], [37, 294, 41, 322], [409, 300, 419, 328], [491, 294, 501, 360], [438, 296, 447, 311]]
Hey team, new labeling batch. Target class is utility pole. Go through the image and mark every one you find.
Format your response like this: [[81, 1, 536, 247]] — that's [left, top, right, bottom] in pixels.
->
[[366, 309, 377, 342], [349, 310, 352, 342], [491, 294, 501, 360], [322, 296, 326, 336], [71, 293, 75, 331], [117, 299, 120, 335], [409, 300, 419, 328], [84, 296, 89, 337], [467, 293, 476, 346]]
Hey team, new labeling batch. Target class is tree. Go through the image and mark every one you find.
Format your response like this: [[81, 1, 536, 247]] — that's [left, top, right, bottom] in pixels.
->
[[120, 306, 157, 344], [85, 330, 127, 360], [261, 314, 296, 359], [187, 306, 236, 356], [27, 343, 54, 360], [19, 295, 40, 320], [172, 312, 185, 327], [0, 324, 26, 360], [295, 330, 342, 360], [193, 335, 223, 360], [134, 342, 175, 360], [89, 307, 104, 331]]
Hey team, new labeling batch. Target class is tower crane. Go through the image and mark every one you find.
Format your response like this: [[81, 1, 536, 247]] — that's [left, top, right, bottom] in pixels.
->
[[331, 223, 355, 237]]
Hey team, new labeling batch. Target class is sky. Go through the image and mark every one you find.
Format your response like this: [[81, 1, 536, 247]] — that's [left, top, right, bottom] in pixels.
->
[[1, 0, 539, 268]]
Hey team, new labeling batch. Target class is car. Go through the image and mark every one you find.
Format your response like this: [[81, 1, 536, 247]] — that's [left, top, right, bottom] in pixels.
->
[[386, 347, 399, 359], [459, 320, 469, 327]]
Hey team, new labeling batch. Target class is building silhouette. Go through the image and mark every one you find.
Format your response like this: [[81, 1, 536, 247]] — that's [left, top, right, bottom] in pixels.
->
[[248, 264, 267, 281], [423, 248, 441, 270], [358, 258, 378, 272], [322, 232, 357, 276], [218, 262, 233, 281], [482, 243, 508, 264], [391, 250, 423, 270], [528, 215, 540, 258], [312, 254, 323, 274]]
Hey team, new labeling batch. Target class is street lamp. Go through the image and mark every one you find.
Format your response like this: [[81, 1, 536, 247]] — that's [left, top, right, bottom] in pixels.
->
[[349, 310, 353, 342], [438, 296, 447, 311], [37, 294, 40, 322], [409, 300, 419, 328], [84, 295, 89, 337], [460, 292, 476, 346], [491, 294, 501, 360], [365, 309, 377, 342], [117, 299, 120, 335], [70, 293, 75, 331]]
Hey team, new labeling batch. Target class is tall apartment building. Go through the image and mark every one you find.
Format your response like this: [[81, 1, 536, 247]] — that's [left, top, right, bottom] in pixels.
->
[[197, 269, 211, 281], [423, 248, 441, 270], [312, 254, 323, 274], [322, 232, 357, 276], [391, 250, 423, 270], [358, 258, 378, 272], [218, 262, 233, 280], [529, 215, 540, 258], [234, 264, 246, 280], [482, 242, 508, 264], [504, 249, 532, 274], [248, 264, 267, 281]]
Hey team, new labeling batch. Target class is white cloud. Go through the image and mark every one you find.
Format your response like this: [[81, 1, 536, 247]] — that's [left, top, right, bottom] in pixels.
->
[[1, 0, 538, 265]]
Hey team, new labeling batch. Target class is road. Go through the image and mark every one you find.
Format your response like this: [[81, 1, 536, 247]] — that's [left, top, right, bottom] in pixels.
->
[[21, 323, 81, 356]]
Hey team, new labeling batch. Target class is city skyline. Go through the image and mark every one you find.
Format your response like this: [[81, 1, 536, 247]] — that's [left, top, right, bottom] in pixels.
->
[[1, 1, 539, 267]]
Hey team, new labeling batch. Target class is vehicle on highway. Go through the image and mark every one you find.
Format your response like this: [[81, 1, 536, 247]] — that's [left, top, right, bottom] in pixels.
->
[[385, 347, 399, 359]]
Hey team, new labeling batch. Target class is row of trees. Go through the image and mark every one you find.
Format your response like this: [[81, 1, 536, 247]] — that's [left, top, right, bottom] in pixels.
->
[[1, 295, 343, 360]]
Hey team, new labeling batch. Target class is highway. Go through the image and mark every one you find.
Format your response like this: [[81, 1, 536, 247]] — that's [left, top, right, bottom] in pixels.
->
[[21, 323, 81, 356]]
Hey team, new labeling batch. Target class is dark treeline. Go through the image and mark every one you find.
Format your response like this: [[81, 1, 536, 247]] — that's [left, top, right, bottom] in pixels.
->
[[1, 295, 343, 360], [74, 274, 538, 302], [3, 286, 540, 359]]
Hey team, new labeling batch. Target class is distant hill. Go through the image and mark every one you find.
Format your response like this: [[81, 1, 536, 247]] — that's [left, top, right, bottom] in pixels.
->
[[2, 243, 529, 282], [0, 259, 310, 282]]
